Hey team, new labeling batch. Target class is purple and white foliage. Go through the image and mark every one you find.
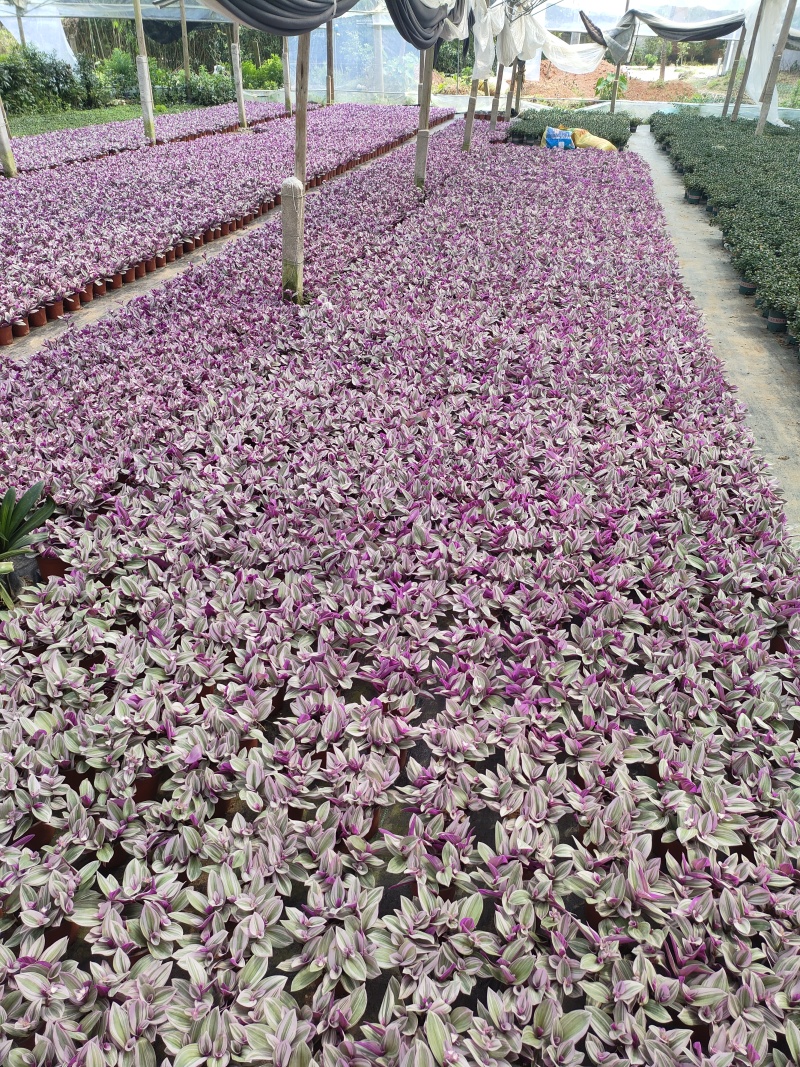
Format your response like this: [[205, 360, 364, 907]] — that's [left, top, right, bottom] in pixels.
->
[[1, 121, 800, 1067], [9, 101, 293, 173], [0, 103, 451, 324]]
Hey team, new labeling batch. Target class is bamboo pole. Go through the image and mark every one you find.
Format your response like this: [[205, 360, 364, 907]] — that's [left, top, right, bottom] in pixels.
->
[[609, 63, 622, 113], [504, 59, 518, 120], [132, 0, 156, 144], [295, 32, 310, 184], [415, 45, 434, 188], [179, 0, 191, 102], [515, 60, 525, 112], [0, 95, 17, 178], [418, 49, 424, 105], [721, 28, 746, 118], [231, 23, 247, 130], [489, 62, 504, 129], [462, 77, 479, 151], [732, 0, 768, 119], [659, 38, 666, 81], [282, 35, 292, 116], [756, 0, 797, 133], [326, 20, 334, 104]]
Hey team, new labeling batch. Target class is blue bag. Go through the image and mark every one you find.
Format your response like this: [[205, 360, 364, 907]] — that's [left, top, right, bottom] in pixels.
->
[[542, 126, 575, 150]]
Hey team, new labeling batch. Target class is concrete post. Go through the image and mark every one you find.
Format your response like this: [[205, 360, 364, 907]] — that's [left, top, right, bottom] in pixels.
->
[[415, 45, 434, 188], [132, 0, 156, 144], [0, 96, 17, 178], [462, 77, 479, 151], [281, 177, 304, 301], [231, 23, 248, 130]]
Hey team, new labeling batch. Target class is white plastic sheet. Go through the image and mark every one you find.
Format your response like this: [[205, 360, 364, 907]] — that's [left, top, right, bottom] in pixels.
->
[[1, 3, 75, 62], [744, 0, 787, 125], [473, 0, 604, 80]]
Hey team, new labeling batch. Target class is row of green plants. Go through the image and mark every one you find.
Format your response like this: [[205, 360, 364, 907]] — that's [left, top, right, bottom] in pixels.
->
[[509, 108, 636, 148], [650, 111, 800, 338], [0, 43, 282, 116]]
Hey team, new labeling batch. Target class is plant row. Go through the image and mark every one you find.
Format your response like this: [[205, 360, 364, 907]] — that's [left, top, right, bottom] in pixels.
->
[[8, 101, 298, 174], [509, 108, 635, 149], [0, 104, 452, 338], [1, 120, 799, 1067], [650, 111, 800, 337]]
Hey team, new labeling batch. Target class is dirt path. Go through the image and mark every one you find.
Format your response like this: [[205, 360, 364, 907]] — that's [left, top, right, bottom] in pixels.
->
[[633, 125, 800, 533]]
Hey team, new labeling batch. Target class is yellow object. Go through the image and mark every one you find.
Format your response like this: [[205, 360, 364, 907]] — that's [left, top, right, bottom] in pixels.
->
[[570, 128, 617, 152]]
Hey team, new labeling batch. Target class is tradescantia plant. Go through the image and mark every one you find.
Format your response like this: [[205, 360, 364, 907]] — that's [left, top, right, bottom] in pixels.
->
[[1, 119, 800, 1067]]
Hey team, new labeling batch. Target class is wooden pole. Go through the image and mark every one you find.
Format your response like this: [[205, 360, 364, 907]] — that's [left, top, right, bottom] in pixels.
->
[[418, 49, 424, 105], [15, 5, 25, 47], [373, 19, 384, 96], [282, 35, 292, 116], [756, 0, 797, 133], [415, 45, 434, 188], [609, 63, 622, 113], [295, 32, 310, 184], [231, 23, 248, 130], [132, 0, 156, 144], [179, 0, 191, 102], [326, 20, 334, 104], [659, 38, 666, 80], [721, 28, 746, 117], [515, 60, 525, 112], [0, 95, 17, 178], [732, 0, 768, 119], [489, 62, 504, 129], [504, 59, 518, 120], [462, 77, 479, 151]]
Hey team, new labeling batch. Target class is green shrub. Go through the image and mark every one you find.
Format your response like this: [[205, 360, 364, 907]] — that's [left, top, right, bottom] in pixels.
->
[[651, 111, 800, 321], [595, 72, 627, 100], [242, 54, 283, 89], [509, 108, 632, 148], [0, 44, 84, 113], [645, 54, 657, 69], [152, 66, 234, 106], [98, 48, 139, 100]]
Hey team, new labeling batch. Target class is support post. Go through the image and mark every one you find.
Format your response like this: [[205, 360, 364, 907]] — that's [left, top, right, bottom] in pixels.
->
[[295, 31, 310, 184], [179, 0, 191, 102], [659, 38, 666, 81], [721, 28, 746, 117], [0, 96, 17, 178], [282, 177, 304, 301], [415, 45, 434, 188], [462, 76, 479, 151], [756, 0, 797, 134], [15, 5, 25, 46], [504, 59, 518, 120], [609, 63, 622, 113], [231, 23, 247, 130], [373, 19, 384, 96], [282, 35, 292, 116], [326, 20, 334, 104], [489, 62, 504, 129], [732, 0, 768, 119], [515, 60, 525, 112], [132, 0, 156, 144], [418, 49, 424, 105]]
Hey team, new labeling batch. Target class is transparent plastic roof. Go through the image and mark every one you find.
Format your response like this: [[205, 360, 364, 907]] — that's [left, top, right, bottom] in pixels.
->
[[0, 0, 225, 19]]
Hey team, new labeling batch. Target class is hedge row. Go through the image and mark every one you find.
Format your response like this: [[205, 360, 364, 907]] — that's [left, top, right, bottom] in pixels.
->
[[509, 108, 635, 149], [650, 111, 800, 337]]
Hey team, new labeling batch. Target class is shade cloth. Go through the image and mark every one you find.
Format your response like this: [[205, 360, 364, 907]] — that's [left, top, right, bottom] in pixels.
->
[[602, 8, 747, 66]]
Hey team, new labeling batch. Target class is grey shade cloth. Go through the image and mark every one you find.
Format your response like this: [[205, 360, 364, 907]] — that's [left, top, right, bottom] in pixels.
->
[[386, 0, 465, 49], [581, 7, 746, 65], [202, 0, 360, 36]]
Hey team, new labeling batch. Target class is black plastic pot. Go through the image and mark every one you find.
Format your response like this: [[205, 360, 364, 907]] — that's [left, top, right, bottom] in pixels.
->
[[7, 555, 43, 598], [767, 310, 787, 333], [739, 281, 757, 297]]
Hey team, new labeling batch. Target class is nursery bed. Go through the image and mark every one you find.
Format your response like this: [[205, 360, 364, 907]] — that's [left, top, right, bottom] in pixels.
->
[[1, 122, 800, 1067], [0, 103, 452, 341]]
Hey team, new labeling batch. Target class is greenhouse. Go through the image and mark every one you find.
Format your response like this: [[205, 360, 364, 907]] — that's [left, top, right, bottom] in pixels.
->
[[3, 0, 800, 1065]]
